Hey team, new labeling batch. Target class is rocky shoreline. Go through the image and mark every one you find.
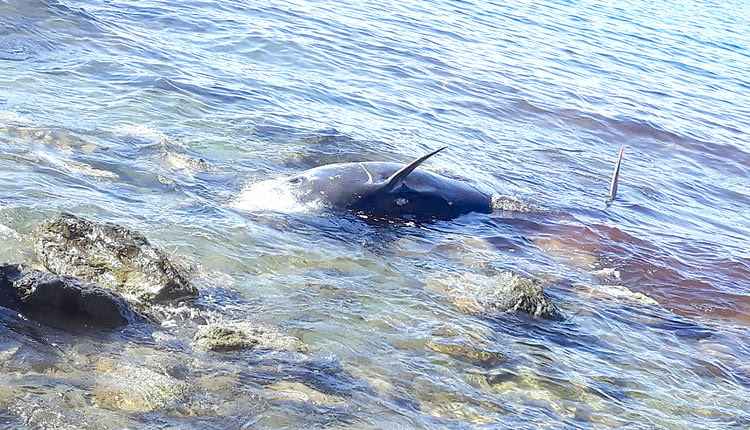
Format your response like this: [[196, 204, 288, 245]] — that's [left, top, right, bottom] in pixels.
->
[[1, 213, 319, 352], [3, 212, 561, 333], [0, 212, 562, 427]]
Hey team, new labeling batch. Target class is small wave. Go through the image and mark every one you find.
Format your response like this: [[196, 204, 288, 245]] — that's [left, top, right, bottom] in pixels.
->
[[490, 194, 540, 213], [231, 179, 322, 214], [0, 40, 33, 61], [65, 160, 118, 179], [153, 77, 254, 104], [578, 279, 660, 307], [0, 223, 22, 240], [0, 111, 32, 126], [160, 151, 210, 172], [512, 97, 691, 144], [31, 151, 118, 181], [114, 124, 169, 145]]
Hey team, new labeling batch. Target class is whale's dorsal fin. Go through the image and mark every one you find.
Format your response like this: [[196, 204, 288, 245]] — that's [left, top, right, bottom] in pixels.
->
[[605, 145, 624, 206], [381, 146, 447, 192]]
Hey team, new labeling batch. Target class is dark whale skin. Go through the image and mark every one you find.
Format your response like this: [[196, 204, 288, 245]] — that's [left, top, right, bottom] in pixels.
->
[[286, 161, 492, 221]]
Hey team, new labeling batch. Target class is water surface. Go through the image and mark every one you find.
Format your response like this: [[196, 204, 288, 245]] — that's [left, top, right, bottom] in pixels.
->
[[1, 0, 749, 428]]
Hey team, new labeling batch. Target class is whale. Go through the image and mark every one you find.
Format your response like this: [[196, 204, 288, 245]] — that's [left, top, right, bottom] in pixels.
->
[[280, 145, 624, 221], [283, 147, 493, 221]]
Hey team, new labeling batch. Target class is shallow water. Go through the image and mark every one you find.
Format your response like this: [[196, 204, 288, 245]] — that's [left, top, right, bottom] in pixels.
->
[[1, 0, 749, 428]]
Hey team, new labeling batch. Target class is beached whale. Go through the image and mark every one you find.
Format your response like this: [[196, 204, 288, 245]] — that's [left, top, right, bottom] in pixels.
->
[[282, 146, 624, 221], [284, 147, 493, 221]]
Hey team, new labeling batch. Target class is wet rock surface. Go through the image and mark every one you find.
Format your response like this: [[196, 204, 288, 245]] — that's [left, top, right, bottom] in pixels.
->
[[193, 321, 309, 353], [33, 213, 198, 303], [23, 214, 310, 355], [427, 271, 562, 320], [0, 264, 139, 329], [0, 307, 60, 373]]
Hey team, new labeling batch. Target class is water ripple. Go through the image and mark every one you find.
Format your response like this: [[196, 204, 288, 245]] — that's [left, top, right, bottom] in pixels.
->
[[1, 0, 749, 428]]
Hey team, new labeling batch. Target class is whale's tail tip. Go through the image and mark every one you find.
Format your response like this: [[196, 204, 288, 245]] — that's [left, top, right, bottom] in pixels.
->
[[605, 145, 625, 206]]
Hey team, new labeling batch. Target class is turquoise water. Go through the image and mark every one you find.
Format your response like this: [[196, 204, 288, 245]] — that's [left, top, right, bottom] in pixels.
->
[[1, 0, 749, 428]]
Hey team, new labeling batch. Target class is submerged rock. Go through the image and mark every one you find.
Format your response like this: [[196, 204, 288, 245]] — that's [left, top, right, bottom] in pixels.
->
[[427, 340, 508, 368], [90, 360, 191, 413], [33, 213, 197, 303], [193, 322, 308, 353], [0, 264, 138, 329], [426, 324, 508, 368], [0, 307, 60, 372], [427, 271, 561, 320], [268, 380, 346, 406]]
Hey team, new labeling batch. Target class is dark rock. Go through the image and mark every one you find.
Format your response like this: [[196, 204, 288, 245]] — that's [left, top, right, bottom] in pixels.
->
[[0, 305, 61, 372], [1, 264, 138, 329], [33, 213, 197, 303], [0, 264, 22, 310]]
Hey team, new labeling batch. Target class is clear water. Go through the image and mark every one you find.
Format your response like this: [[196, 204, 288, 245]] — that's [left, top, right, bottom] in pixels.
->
[[1, 0, 749, 428]]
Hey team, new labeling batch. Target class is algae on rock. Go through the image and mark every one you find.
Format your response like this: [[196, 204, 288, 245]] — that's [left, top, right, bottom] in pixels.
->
[[33, 213, 197, 304], [193, 321, 308, 353]]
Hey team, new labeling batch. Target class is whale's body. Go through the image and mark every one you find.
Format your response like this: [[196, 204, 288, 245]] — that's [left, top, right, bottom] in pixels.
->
[[285, 148, 492, 221]]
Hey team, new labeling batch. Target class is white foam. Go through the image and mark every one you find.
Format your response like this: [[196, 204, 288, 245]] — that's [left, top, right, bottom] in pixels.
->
[[0, 111, 32, 126], [597, 284, 659, 306], [66, 160, 119, 179], [114, 124, 168, 144], [591, 267, 621, 280], [231, 179, 321, 214], [490, 194, 540, 213], [0, 223, 22, 240], [578, 281, 659, 306]]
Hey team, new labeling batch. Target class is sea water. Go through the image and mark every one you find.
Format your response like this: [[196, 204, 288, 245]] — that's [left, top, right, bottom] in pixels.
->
[[0, 0, 748, 428]]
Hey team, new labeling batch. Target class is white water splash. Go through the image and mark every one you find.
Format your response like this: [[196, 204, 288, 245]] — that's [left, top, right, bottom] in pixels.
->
[[591, 267, 621, 280], [579, 282, 660, 306], [160, 151, 209, 172], [114, 124, 171, 145], [231, 179, 322, 214], [0, 223, 22, 240], [490, 194, 540, 213], [0, 111, 32, 126]]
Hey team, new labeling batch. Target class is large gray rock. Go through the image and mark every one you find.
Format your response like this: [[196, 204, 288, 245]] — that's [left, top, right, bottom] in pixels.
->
[[33, 213, 197, 303], [0, 264, 138, 329]]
